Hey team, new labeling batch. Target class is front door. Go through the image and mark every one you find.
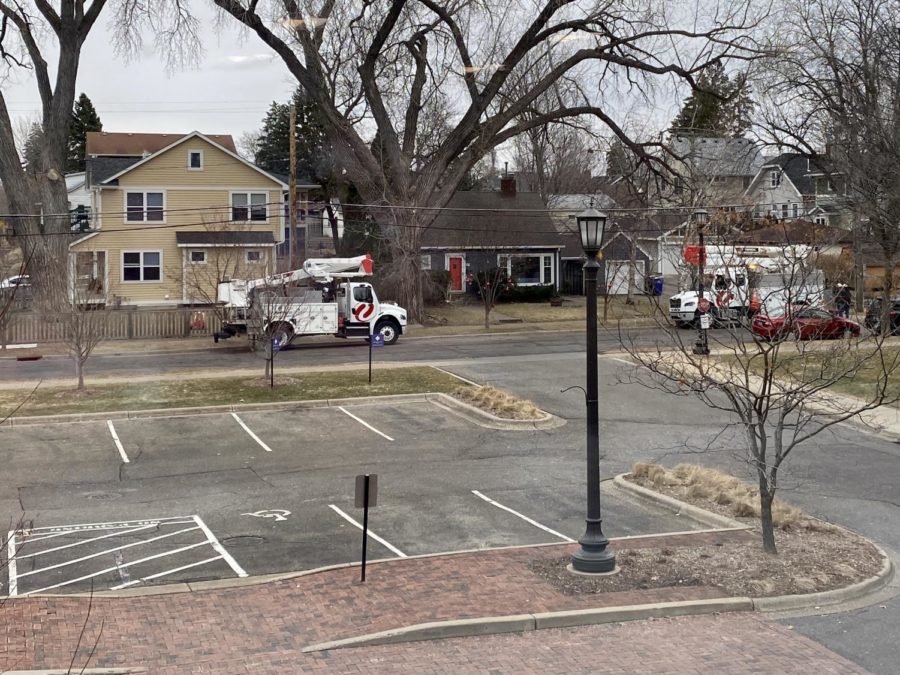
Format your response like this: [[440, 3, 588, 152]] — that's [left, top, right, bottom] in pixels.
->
[[448, 256, 464, 292]]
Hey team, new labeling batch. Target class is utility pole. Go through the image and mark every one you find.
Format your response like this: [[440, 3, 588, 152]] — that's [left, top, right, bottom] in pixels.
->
[[289, 104, 298, 270]]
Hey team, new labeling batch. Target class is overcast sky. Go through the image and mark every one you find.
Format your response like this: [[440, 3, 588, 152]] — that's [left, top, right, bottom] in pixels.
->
[[3, 4, 296, 150]]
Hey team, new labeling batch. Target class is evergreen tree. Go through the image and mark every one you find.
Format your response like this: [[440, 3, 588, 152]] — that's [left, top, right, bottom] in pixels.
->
[[23, 123, 44, 174], [253, 101, 291, 175], [670, 62, 754, 137], [66, 93, 102, 172]]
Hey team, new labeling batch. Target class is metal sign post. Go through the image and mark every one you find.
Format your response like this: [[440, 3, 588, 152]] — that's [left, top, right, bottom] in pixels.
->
[[368, 330, 384, 384], [355, 473, 378, 582]]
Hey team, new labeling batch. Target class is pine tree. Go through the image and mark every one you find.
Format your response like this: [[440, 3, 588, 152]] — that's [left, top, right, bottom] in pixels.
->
[[66, 93, 102, 172], [253, 102, 291, 175], [670, 62, 754, 137], [23, 123, 44, 174]]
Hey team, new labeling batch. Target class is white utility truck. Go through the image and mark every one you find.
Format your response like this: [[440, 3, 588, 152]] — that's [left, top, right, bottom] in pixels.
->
[[214, 255, 407, 347], [669, 245, 825, 327]]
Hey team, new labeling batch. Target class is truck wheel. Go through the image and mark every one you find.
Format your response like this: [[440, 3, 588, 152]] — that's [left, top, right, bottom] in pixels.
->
[[269, 322, 295, 349], [374, 319, 400, 345]]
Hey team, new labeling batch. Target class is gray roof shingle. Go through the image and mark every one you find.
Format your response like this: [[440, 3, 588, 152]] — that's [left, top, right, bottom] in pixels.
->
[[421, 191, 562, 249]]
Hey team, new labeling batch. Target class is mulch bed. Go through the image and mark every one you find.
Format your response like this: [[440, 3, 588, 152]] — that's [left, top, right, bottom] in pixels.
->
[[531, 476, 884, 598]]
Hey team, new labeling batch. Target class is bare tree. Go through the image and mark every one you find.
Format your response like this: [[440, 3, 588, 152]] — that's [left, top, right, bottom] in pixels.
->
[[212, 0, 769, 321], [621, 243, 900, 553], [0, 1, 198, 289], [757, 0, 900, 325], [39, 253, 109, 390], [468, 264, 513, 330]]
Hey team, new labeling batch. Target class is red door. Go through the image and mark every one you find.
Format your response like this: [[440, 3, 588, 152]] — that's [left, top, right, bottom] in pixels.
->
[[449, 256, 463, 292]]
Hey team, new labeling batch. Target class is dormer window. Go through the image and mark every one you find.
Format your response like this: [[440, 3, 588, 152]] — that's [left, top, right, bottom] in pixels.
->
[[188, 150, 203, 171], [769, 170, 781, 187]]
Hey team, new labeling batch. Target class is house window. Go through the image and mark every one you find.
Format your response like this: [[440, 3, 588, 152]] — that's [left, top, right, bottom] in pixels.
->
[[828, 180, 836, 192], [710, 175, 726, 184], [814, 216, 829, 226], [125, 191, 164, 222], [189, 250, 207, 264], [231, 192, 267, 221], [246, 250, 262, 263], [791, 203, 799, 218], [781, 204, 789, 219], [498, 254, 553, 285], [769, 170, 781, 187], [122, 251, 161, 282], [420, 255, 432, 271], [188, 150, 203, 170]]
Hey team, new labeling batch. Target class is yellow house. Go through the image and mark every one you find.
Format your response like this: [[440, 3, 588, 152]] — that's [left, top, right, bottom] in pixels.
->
[[70, 131, 316, 307]]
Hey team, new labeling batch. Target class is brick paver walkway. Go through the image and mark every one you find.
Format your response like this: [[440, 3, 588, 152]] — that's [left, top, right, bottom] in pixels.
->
[[0, 531, 868, 673]]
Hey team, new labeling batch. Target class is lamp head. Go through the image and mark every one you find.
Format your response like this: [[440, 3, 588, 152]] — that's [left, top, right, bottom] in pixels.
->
[[577, 208, 607, 256]]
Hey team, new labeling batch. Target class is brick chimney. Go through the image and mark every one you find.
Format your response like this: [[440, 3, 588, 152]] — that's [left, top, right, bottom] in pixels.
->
[[500, 175, 516, 195]]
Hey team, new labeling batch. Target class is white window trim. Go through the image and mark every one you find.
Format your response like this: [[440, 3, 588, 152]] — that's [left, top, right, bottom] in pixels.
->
[[420, 254, 432, 271], [230, 190, 269, 223], [121, 250, 163, 284], [188, 150, 204, 171], [189, 249, 207, 265], [245, 249, 263, 264], [123, 190, 166, 224], [769, 170, 781, 188], [497, 253, 554, 286]]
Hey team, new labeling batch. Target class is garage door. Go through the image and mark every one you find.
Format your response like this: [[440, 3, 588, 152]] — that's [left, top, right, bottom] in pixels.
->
[[607, 260, 646, 295]]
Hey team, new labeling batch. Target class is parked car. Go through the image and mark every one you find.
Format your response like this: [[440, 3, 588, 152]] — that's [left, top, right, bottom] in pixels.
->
[[751, 305, 861, 341], [865, 298, 900, 335], [0, 274, 30, 289]]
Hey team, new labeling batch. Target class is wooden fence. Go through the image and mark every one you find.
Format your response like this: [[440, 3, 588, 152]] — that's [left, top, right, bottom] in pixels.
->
[[0, 308, 223, 347]]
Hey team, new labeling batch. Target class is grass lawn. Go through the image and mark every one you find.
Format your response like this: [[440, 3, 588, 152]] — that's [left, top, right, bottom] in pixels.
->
[[723, 345, 900, 405], [423, 295, 665, 327], [0, 366, 470, 418]]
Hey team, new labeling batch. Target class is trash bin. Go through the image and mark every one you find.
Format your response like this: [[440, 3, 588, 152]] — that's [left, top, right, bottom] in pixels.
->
[[652, 276, 664, 296]]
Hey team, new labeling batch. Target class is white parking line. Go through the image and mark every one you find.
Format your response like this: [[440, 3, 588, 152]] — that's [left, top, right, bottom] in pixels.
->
[[107, 420, 129, 463], [110, 555, 224, 590], [17, 526, 201, 579], [231, 412, 274, 453], [337, 407, 395, 441], [192, 515, 247, 577], [471, 490, 575, 543], [16, 523, 158, 559], [328, 504, 407, 557], [7, 530, 17, 596], [23, 541, 210, 596]]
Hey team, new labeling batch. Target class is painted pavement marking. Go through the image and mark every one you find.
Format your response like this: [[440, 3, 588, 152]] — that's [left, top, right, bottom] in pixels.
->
[[471, 490, 576, 543], [328, 504, 407, 557], [107, 420, 130, 463], [337, 406, 395, 442], [231, 412, 274, 452]]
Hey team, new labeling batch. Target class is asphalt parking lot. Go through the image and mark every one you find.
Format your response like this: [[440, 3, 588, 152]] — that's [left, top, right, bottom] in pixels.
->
[[1, 400, 698, 595]]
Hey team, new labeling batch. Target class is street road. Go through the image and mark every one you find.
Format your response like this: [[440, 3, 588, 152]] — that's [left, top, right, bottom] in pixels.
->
[[0, 325, 734, 382]]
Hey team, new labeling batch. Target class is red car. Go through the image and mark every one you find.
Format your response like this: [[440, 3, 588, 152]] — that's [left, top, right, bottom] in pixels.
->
[[751, 305, 861, 341]]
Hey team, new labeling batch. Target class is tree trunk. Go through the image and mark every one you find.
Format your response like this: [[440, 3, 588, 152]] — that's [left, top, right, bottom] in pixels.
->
[[75, 357, 85, 391], [484, 302, 491, 330], [881, 249, 895, 335], [758, 481, 777, 554]]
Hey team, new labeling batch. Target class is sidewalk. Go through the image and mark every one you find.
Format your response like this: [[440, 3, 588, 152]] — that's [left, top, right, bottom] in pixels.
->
[[0, 530, 869, 674]]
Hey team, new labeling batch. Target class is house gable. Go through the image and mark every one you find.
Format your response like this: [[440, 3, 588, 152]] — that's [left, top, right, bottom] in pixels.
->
[[102, 132, 289, 190]]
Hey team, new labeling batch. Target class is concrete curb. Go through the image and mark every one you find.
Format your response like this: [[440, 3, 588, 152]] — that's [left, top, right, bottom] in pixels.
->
[[427, 392, 566, 431], [0, 391, 561, 431], [611, 474, 750, 530], [301, 597, 754, 652], [613, 473, 896, 615], [752, 541, 895, 613]]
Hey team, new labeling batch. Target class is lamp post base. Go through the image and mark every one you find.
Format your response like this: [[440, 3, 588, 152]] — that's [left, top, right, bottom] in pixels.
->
[[571, 519, 616, 573], [692, 341, 710, 355]]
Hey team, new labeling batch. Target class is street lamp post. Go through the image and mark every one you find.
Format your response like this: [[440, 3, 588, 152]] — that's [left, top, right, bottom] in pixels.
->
[[571, 208, 616, 574], [691, 208, 710, 356]]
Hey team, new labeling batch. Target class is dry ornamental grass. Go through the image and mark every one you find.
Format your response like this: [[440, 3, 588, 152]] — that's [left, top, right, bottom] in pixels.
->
[[452, 385, 543, 420]]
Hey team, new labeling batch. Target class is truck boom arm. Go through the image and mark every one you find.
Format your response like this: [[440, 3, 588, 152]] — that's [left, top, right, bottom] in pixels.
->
[[247, 254, 374, 290]]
